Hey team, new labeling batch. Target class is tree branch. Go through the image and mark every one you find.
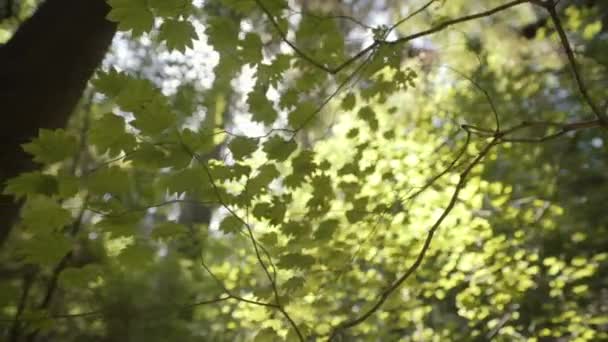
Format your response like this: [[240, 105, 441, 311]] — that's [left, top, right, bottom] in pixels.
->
[[329, 135, 497, 340], [180, 139, 304, 342], [542, 1, 608, 125], [257, 0, 532, 75]]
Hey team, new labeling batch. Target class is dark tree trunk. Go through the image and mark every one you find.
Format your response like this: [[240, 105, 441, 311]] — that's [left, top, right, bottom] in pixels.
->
[[0, 0, 117, 246]]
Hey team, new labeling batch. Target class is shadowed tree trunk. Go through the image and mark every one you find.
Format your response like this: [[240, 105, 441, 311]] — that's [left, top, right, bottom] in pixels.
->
[[0, 0, 117, 246]]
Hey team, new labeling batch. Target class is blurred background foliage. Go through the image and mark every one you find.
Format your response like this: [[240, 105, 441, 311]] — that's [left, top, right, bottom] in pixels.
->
[[1, 0, 607, 341]]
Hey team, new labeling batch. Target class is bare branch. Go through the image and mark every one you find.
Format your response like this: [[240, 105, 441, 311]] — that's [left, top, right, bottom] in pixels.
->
[[179, 138, 304, 342], [389, 0, 437, 33], [541, 1, 608, 125], [498, 119, 602, 142], [0, 296, 233, 325], [256, 0, 532, 75], [293, 48, 376, 132], [406, 131, 472, 201], [254, 0, 334, 73], [286, 8, 374, 30], [329, 135, 497, 340], [8, 272, 34, 342], [388, 0, 532, 46], [445, 65, 501, 132]]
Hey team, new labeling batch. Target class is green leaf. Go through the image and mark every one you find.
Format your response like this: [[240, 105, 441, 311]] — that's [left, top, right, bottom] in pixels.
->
[[254, 327, 281, 342], [131, 100, 175, 136], [306, 175, 333, 217], [279, 88, 299, 109], [152, 222, 188, 240], [174, 84, 197, 115], [21, 233, 72, 266], [278, 252, 316, 270], [205, 16, 239, 53], [87, 166, 130, 196], [220, 0, 256, 14], [107, 0, 154, 36], [95, 212, 141, 237], [229, 136, 258, 160], [240, 32, 263, 65], [358, 106, 379, 131], [20, 196, 72, 232], [285, 151, 315, 189], [232, 164, 253, 178], [338, 162, 359, 176], [126, 143, 172, 169], [161, 166, 211, 195], [311, 175, 333, 200], [253, 198, 286, 224], [149, 0, 191, 17], [263, 136, 297, 162], [115, 77, 156, 109], [219, 215, 243, 234], [93, 68, 130, 97], [248, 85, 278, 125], [288, 100, 316, 128], [180, 128, 217, 155], [118, 243, 154, 268], [365, 44, 401, 77], [341, 92, 356, 111], [247, 163, 279, 194], [346, 197, 369, 223], [4, 172, 58, 199], [283, 276, 306, 293], [89, 114, 137, 157], [60, 265, 103, 288], [159, 19, 197, 53], [258, 0, 287, 16], [314, 219, 339, 241], [347, 128, 359, 139], [252, 202, 272, 220], [208, 164, 234, 181], [161, 143, 193, 169], [22, 129, 78, 164], [294, 68, 326, 92], [292, 150, 317, 175], [283, 173, 303, 189], [282, 221, 311, 239], [258, 54, 291, 87], [259, 232, 278, 247]]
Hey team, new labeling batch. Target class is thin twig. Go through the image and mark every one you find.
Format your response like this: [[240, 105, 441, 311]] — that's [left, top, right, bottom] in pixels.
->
[[323, 128, 468, 291], [8, 271, 34, 342], [0, 296, 233, 324], [389, 0, 437, 33], [388, 0, 532, 46], [179, 137, 304, 342], [329, 136, 497, 340], [26, 198, 89, 341], [542, 1, 607, 125], [498, 119, 602, 142], [254, 0, 333, 73], [257, 0, 532, 75], [445, 65, 501, 132], [407, 131, 472, 201], [286, 8, 373, 30], [294, 47, 378, 132]]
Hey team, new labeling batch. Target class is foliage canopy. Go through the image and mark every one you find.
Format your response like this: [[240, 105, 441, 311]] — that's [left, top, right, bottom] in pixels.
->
[[1, 0, 608, 341]]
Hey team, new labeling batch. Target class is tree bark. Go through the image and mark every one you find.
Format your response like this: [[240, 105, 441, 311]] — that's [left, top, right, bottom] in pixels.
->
[[0, 0, 117, 246]]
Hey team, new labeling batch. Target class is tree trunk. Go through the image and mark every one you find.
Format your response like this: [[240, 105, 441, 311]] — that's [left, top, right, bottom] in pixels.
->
[[0, 0, 117, 246]]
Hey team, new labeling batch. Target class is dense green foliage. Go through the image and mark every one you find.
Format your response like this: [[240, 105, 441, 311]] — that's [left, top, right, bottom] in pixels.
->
[[2, 0, 608, 341]]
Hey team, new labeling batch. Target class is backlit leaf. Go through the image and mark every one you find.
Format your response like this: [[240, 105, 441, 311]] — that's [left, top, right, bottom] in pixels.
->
[[263, 136, 297, 162], [22, 129, 78, 164]]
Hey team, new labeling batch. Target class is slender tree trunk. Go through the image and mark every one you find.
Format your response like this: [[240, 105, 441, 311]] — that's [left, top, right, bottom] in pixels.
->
[[0, 0, 117, 246]]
